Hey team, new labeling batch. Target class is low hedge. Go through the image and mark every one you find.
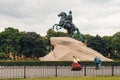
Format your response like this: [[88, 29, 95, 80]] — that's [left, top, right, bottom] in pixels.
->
[[0, 61, 120, 66]]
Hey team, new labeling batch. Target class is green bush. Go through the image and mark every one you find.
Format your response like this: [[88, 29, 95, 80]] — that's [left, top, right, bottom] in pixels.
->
[[0, 61, 119, 66], [0, 52, 6, 59]]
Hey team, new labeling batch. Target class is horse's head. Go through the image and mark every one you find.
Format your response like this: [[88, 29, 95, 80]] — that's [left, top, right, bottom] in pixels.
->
[[57, 12, 67, 27], [58, 12, 67, 18]]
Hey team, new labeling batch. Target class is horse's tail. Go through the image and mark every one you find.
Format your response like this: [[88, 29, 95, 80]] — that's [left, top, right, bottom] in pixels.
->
[[76, 28, 84, 42]]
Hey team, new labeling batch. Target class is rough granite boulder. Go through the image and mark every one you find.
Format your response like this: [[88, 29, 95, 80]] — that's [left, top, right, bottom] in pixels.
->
[[40, 37, 113, 61]]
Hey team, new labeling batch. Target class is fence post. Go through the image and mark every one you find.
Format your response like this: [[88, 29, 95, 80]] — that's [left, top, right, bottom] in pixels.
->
[[84, 65, 86, 76], [55, 66, 57, 77], [112, 65, 114, 76], [24, 65, 26, 78]]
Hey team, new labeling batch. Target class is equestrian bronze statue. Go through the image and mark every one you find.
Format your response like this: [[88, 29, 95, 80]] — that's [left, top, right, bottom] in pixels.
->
[[53, 11, 84, 42]]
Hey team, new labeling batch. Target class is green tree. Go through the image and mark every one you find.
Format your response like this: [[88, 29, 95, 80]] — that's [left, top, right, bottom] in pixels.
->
[[111, 32, 120, 58], [82, 34, 93, 45], [0, 27, 22, 59], [20, 32, 47, 58], [46, 28, 68, 38], [87, 35, 107, 57], [0, 52, 6, 59], [103, 36, 113, 58]]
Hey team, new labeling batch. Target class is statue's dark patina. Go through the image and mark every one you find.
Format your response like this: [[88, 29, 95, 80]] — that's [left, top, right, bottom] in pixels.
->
[[53, 11, 83, 42]]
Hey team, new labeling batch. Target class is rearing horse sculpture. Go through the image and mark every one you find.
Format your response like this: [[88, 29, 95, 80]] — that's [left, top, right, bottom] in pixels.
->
[[53, 11, 84, 42]]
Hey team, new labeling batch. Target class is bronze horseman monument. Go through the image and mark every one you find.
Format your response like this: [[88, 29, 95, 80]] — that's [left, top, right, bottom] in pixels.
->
[[53, 11, 83, 42], [41, 11, 112, 61]]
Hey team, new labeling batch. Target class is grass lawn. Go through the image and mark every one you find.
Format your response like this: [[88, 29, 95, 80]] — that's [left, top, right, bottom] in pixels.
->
[[0, 76, 120, 80]]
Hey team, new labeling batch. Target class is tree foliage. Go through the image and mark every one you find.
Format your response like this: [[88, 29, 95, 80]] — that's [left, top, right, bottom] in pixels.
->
[[0, 27, 22, 59], [47, 28, 68, 38], [103, 36, 113, 58], [87, 35, 107, 57], [20, 32, 47, 58], [111, 32, 120, 57], [0, 27, 120, 59]]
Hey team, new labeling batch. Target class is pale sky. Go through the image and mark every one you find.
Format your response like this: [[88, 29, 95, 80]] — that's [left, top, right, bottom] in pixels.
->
[[0, 0, 120, 36]]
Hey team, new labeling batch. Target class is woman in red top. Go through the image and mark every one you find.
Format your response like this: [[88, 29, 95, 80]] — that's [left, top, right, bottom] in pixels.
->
[[71, 56, 82, 71]]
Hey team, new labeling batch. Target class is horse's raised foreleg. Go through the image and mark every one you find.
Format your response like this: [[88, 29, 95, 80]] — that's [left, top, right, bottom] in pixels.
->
[[52, 24, 62, 30], [53, 24, 58, 29]]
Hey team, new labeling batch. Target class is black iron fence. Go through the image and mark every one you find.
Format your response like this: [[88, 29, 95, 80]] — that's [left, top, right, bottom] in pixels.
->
[[0, 65, 120, 79]]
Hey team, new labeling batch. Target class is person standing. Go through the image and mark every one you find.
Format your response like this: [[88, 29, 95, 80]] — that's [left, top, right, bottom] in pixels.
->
[[76, 56, 80, 64], [76, 56, 83, 67], [94, 56, 102, 70], [71, 56, 82, 71], [73, 56, 78, 63]]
